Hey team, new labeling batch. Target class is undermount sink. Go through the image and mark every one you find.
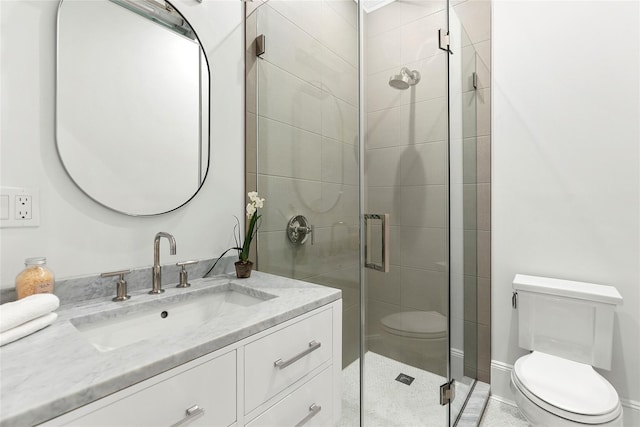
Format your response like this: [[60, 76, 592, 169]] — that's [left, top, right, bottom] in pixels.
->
[[71, 284, 275, 352]]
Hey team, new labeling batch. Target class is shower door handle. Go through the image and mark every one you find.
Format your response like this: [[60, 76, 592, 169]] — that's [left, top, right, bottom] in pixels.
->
[[364, 214, 389, 273]]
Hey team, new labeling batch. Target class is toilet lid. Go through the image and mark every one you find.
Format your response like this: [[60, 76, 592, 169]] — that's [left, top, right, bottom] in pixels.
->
[[513, 352, 620, 418], [380, 311, 447, 339]]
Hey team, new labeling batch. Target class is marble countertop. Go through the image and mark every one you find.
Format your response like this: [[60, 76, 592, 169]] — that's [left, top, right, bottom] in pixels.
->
[[0, 272, 341, 427]]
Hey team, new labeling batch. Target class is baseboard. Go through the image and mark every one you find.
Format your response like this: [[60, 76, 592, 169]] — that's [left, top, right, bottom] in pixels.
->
[[490, 360, 640, 426], [451, 348, 464, 380], [489, 394, 517, 407], [490, 360, 515, 405], [620, 398, 640, 426]]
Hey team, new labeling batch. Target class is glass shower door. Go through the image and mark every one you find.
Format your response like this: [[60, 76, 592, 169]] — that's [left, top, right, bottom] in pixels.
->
[[448, 7, 480, 421], [360, 0, 450, 425]]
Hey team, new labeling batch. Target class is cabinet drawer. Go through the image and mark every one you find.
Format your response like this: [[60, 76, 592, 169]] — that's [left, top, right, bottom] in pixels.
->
[[246, 366, 332, 427], [61, 351, 236, 427], [244, 308, 333, 413]]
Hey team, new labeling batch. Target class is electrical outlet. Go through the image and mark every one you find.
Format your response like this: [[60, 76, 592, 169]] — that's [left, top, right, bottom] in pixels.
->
[[16, 195, 32, 219], [0, 187, 40, 228]]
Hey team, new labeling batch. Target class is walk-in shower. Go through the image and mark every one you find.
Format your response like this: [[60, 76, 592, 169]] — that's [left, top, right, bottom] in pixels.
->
[[245, 0, 491, 424], [388, 67, 421, 89]]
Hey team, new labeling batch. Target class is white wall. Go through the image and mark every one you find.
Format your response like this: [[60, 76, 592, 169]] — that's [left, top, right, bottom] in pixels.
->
[[0, 0, 245, 286], [492, 0, 640, 423]]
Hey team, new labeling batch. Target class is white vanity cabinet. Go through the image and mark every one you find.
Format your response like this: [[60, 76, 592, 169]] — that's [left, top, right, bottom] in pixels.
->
[[42, 300, 342, 427], [50, 350, 237, 427]]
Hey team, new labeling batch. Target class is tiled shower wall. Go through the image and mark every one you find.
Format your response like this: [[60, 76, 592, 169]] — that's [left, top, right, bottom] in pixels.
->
[[363, 2, 449, 373], [246, 0, 361, 366]]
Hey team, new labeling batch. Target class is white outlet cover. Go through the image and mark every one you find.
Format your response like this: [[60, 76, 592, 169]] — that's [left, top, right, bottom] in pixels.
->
[[0, 187, 40, 228]]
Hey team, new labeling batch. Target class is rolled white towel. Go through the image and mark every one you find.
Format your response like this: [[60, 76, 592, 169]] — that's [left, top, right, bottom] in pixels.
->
[[0, 293, 60, 333], [0, 312, 58, 346]]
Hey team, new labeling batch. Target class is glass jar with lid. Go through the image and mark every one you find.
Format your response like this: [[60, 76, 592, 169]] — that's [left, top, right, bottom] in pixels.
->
[[15, 257, 55, 299]]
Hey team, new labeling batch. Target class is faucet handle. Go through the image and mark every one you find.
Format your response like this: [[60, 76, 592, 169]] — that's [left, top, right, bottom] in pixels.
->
[[176, 260, 198, 288], [101, 269, 131, 302]]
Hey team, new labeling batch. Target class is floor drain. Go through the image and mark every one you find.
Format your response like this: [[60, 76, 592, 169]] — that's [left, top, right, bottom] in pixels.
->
[[395, 373, 415, 385]]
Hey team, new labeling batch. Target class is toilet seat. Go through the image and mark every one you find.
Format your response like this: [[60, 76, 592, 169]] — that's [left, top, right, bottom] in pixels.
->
[[380, 311, 447, 339], [512, 352, 622, 424]]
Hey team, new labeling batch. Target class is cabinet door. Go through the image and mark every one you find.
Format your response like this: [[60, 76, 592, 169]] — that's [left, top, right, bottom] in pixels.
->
[[61, 351, 236, 427]]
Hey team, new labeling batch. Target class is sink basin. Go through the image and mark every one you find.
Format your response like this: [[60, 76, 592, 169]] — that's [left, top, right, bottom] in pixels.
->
[[71, 285, 274, 352]]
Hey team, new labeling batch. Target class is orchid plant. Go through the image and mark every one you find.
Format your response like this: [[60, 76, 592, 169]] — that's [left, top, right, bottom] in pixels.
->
[[236, 192, 265, 264]]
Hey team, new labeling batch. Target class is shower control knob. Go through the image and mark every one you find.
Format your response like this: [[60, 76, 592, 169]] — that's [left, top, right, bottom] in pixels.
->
[[287, 215, 314, 245]]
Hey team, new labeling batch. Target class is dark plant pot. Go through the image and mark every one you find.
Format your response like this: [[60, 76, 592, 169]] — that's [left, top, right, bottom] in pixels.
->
[[234, 260, 253, 278]]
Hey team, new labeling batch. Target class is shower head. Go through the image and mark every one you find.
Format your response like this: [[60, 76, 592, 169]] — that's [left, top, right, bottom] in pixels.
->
[[389, 67, 421, 90]]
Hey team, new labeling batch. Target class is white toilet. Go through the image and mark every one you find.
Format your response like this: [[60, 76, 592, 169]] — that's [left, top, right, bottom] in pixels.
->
[[511, 274, 624, 426], [379, 311, 447, 375]]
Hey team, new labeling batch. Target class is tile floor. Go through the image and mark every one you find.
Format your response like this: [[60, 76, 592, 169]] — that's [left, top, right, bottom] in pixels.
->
[[479, 399, 529, 427], [339, 351, 447, 427], [338, 351, 530, 427]]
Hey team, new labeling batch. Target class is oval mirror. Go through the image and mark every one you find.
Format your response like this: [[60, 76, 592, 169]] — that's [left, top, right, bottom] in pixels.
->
[[56, 0, 209, 216]]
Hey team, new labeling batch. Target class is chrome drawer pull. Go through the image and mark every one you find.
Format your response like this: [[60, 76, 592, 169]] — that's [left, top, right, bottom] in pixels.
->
[[294, 403, 322, 427], [274, 340, 321, 369], [170, 404, 205, 427]]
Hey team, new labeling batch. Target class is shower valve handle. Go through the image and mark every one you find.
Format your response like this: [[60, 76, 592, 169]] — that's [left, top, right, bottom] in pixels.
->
[[287, 215, 314, 245], [293, 225, 312, 234]]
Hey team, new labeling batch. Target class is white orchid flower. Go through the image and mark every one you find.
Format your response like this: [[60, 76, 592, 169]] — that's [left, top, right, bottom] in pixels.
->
[[246, 203, 256, 218], [237, 192, 266, 264]]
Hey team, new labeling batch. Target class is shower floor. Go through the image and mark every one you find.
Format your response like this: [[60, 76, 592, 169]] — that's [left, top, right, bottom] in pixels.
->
[[338, 351, 448, 427]]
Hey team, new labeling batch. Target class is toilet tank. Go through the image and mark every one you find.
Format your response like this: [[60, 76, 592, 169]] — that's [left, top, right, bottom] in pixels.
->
[[513, 274, 623, 370]]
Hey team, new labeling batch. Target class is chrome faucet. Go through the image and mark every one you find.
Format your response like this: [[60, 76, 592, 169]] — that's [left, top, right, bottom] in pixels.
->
[[150, 232, 176, 294]]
